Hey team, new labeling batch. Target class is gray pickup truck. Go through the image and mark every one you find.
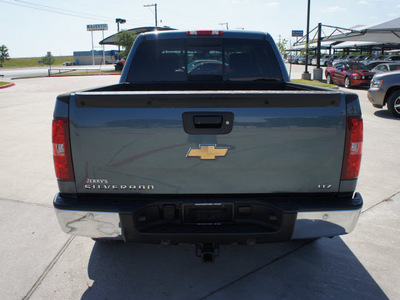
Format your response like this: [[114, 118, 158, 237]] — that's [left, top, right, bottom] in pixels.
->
[[52, 30, 363, 261]]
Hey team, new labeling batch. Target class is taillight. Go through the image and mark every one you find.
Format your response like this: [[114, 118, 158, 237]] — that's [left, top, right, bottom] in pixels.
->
[[341, 116, 363, 180], [52, 118, 74, 181], [186, 30, 224, 36]]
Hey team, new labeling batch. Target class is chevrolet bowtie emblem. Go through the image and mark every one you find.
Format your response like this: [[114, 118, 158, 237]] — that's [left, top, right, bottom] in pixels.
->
[[186, 144, 230, 160]]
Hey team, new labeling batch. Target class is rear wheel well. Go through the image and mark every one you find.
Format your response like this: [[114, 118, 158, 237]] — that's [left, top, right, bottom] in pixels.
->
[[384, 86, 400, 105]]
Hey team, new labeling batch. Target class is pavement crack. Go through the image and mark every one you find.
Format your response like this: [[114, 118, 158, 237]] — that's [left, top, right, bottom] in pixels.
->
[[0, 197, 52, 209], [199, 240, 312, 300], [23, 236, 75, 300], [199, 191, 400, 300], [362, 190, 400, 214]]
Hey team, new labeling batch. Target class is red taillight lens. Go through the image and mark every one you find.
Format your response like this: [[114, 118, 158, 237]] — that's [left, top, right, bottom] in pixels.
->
[[341, 117, 363, 180], [52, 118, 74, 181], [186, 30, 224, 36]]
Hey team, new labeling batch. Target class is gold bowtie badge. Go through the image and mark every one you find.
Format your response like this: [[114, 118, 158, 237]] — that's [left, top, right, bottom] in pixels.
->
[[186, 144, 229, 160]]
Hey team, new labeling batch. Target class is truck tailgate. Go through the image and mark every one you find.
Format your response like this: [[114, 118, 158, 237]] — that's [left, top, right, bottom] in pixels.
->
[[70, 91, 345, 195]]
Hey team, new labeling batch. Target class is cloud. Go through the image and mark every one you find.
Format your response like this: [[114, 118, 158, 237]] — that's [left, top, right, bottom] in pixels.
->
[[358, 1, 368, 4], [326, 6, 348, 12], [266, 1, 279, 7]]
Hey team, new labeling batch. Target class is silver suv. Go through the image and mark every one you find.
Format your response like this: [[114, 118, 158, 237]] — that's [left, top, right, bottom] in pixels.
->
[[368, 70, 400, 118]]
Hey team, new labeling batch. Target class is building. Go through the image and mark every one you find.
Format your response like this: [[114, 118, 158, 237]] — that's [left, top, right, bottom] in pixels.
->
[[73, 50, 119, 65]]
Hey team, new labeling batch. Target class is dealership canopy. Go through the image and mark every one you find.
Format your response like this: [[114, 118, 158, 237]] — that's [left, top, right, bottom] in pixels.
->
[[100, 26, 176, 45], [322, 17, 400, 44]]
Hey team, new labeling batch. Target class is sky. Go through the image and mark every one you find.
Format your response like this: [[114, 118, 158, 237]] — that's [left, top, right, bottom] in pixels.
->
[[1, 0, 399, 58]]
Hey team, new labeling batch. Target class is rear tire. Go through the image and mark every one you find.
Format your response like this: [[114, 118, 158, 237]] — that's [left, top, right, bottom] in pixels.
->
[[344, 76, 351, 89], [387, 90, 400, 118]]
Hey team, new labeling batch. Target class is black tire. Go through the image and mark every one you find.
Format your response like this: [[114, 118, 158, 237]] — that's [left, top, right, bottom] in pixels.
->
[[387, 90, 400, 118], [326, 74, 332, 84], [344, 76, 351, 89]]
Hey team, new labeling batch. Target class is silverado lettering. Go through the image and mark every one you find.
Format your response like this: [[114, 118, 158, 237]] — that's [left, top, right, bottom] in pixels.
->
[[84, 184, 155, 190]]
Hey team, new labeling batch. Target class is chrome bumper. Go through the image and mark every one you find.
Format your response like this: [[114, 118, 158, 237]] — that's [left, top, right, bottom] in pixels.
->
[[291, 208, 361, 239], [55, 209, 123, 239], [55, 207, 361, 241]]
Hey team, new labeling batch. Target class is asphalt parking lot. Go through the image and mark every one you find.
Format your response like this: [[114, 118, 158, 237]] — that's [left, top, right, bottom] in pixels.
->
[[0, 66, 399, 299]]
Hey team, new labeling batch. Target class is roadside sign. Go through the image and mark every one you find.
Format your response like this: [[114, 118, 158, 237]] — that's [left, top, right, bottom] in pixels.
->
[[87, 24, 108, 31], [292, 30, 304, 37]]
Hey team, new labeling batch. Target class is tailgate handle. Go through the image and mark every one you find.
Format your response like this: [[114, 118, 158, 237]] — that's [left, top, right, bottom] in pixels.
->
[[193, 116, 223, 128], [183, 112, 234, 134]]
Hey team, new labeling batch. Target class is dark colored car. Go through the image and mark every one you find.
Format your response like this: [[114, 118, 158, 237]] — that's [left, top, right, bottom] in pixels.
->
[[287, 55, 299, 64], [325, 62, 375, 88], [188, 60, 230, 75], [114, 58, 126, 71], [385, 55, 400, 62], [297, 55, 307, 64], [368, 70, 400, 118]]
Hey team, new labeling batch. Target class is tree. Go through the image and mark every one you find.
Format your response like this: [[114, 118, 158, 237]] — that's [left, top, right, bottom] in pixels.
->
[[42, 53, 55, 68], [276, 38, 288, 58], [0, 45, 10, 67], [300, 42, 315, 56], [116, 30, 137, 57]]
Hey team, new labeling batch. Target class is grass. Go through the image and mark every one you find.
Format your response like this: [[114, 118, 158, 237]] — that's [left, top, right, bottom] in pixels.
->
[[1, 56, 74, 68], [291, 79, 337, 88]]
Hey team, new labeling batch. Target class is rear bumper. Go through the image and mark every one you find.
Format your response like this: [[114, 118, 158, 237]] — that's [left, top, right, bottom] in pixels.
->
[[54, 193, 363, 244]]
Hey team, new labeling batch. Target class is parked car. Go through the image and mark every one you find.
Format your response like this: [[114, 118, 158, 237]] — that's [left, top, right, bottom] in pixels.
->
[[311, 55, 331, 66], [370, 63, 400, 74], [368, 70, 400, 118], [331, 55, 348, 66], [297, 55, 307, 64], [385, 55, 400, 62], [287, 55, 299, 64], [326, 55, 339, 67], [114, 58, 126, 71], [365, 60, 388, 70], [188, 60, 230, 75], [325, 61, 375, 88]]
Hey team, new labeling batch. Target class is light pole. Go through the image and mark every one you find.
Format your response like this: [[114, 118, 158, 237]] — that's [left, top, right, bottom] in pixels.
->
[[302, 0, 311, 80], [144, 4, 158, 27], [219, 22, 229, 30], [116, 18, 126, 55]]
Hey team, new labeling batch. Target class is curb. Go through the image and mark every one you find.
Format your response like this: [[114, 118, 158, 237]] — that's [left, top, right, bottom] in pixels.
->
[[50, 73, 121, 78], [0, 82, 15, 89], [11, 73, 121, 80]]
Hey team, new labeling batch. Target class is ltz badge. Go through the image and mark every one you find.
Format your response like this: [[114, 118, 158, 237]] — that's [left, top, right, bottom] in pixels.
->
[[186, 144, 230, 160]]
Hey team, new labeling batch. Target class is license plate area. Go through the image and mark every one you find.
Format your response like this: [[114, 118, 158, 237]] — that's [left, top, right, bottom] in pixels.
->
[[183, 203, 233, 225]]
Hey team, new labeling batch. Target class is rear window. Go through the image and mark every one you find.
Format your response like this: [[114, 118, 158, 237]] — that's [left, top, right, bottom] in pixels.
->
[[389, 64, 400, 71], [126, 38, 283, 83]]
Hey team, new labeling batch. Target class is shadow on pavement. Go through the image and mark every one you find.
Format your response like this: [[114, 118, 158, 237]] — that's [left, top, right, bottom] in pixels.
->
[[81, 237, 388, 300], [374, 109, 400, 120]]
